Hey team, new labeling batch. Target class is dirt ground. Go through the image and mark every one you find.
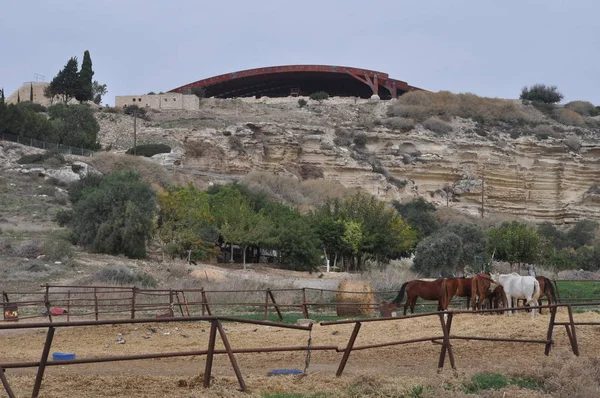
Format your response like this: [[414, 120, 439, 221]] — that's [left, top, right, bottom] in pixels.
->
[[2, 308, 600, 397]]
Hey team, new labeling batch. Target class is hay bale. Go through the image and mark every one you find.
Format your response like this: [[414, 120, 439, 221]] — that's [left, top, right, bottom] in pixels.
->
[[335, 280, 375, 316]]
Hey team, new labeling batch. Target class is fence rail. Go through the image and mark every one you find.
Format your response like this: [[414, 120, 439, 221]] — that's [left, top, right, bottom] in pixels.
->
[[0, 132, 95, 157], [1, 302, 598, 397], [2, 280, 599, 324]]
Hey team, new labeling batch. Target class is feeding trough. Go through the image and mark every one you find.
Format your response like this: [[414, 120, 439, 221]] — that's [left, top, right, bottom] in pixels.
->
[[52, 352, 76, 361]]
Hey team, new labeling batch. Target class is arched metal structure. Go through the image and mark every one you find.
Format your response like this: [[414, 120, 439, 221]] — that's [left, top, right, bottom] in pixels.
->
[[169, 65, 423, 99]]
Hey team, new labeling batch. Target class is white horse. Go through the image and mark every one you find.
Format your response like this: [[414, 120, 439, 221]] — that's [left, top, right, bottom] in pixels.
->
[[490, 273, 541, 320]]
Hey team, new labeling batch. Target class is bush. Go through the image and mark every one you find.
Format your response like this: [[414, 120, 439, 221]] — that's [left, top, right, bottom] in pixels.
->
[[66, 171, 156, 258], [565, 100, 599, 116], [422, 117, 452, 135], [123, 105, 147, 119], [13, 239, 44, 258], [44, 239, 73, 261], [125, 143, 171, 157], [17, 150, 65, 165], [16, 101, 46, 113], [89, 266, 157, 287], [48, 104, 100, 149], [388, 90, 531, 126], [299, 164, 324, 180], [382, 117, 415, 132], [298, 98, 307, 108], [520, 84, 564, 104], [353, 133, 367, 148], [553, 108, 585, 126], [309, 91, 329, 101], [564, 136, 581, 152], [533, 124, 556, 140]]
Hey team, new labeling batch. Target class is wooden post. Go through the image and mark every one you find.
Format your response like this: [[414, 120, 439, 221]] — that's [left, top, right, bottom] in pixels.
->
[[545, 304, 557, 355], [67, 291, 71, 322], [0, 366, 16, 398], [93, 288, 99, 321], [566, 304, 580, 356], [201, 289, 212, 316], [301, 288, 309, 318], [336, 322, 361, 377], [175, 291, 185, 317], [216, 320, 246, 391], [181, 291, 191, 316], [264, 290, 269, 320], [169, 289, 174, 317], [131, 288, 136, 319], [268, 290, 283, 321], [32, 326, 55, 398], [44, 285, 52, 322], [203, 320, 218, 389], [438, 312, 456, 369]]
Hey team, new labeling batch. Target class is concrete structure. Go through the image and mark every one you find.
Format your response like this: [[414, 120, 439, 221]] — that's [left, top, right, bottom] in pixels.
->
[[169, 64, 424, 100], [5, 82, 73, 106], [115, 92, 199, 110]]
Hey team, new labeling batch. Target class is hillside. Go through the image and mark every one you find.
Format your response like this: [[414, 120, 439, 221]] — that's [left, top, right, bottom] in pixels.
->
[[98, 94, 600, 223]]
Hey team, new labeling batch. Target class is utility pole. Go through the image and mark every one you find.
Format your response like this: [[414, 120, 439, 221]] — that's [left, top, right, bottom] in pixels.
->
[[133, 109, 137, 155]]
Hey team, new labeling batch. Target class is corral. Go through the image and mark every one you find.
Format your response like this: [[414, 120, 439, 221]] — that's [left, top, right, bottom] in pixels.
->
[[2, 285, 600, 397]]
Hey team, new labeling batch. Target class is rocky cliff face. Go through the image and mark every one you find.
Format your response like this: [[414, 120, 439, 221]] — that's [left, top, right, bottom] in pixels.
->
[[97, 97, 600, 223]]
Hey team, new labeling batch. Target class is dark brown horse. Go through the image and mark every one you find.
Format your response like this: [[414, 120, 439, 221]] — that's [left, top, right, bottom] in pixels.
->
[[441, 277, 472, 310], [517, 276, 557, 314], [471, 273, 494, 310], [486, 284, 507, 314], [392, 279, 444, 315]]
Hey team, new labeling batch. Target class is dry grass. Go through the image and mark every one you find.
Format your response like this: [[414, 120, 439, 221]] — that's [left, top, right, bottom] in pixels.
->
[[388, 90, 532, 126], [87, 152, 173, 188], [564, 101, 598, 117], [553, 108, 586, 126], [335, 279, 375, 316], [422, 116, 453, 135], [382, 116, 416, 132], [243, 172, 357, 209]]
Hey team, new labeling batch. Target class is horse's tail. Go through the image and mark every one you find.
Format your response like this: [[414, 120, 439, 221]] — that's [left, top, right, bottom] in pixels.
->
[[442, 279, 449, 310], [532, 279, 541, 302], [392, 281, 409, 305], [471, 276, 479, 310], [546, 277, 557, 304]]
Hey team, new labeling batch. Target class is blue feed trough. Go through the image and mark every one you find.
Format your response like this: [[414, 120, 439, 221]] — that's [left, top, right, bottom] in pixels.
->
[[267, 369, 303, 376], [52, 352, 76, 361]]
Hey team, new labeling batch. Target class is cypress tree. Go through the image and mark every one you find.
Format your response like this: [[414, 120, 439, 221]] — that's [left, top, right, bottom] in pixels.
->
[[30, 83, 34, 102], [76, 50, 94, 102], [0, 88, 4, 105], [17, 91, 20, 103]]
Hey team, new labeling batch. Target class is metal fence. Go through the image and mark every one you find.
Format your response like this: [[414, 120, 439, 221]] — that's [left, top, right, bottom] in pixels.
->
[[0, 132, 95, 157], [0, 302, 597, 397]]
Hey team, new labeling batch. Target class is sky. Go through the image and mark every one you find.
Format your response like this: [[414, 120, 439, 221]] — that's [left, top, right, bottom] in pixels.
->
[[1, 1, 599, 105]]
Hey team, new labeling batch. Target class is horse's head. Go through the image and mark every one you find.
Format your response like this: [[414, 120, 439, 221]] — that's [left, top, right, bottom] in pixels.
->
[[489, 273, 500, 283]]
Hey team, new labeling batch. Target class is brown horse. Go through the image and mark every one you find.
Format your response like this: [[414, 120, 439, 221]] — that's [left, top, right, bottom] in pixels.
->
[[441, 277, 472, 310], [471, 273, 494, 310], [392, 279, 444, 315], [486, 284, 507, 314]]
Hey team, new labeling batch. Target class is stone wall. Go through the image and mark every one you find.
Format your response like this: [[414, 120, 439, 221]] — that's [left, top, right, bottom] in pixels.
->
[[115, 93, 199, 111], [5, 82, 73, 106]]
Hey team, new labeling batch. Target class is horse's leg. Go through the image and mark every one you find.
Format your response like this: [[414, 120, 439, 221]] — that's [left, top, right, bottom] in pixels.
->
[[410, 297, 417, 314], [526, 296, 536, 320], [506, 294, 513, 316]]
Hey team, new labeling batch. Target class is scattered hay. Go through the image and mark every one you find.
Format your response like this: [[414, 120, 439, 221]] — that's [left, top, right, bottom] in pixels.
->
[[335, 279, 375, 316], [190, 268, 226, 280]]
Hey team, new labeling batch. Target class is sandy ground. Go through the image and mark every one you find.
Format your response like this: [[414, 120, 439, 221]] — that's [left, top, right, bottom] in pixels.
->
[[1, 308, 599, 397]]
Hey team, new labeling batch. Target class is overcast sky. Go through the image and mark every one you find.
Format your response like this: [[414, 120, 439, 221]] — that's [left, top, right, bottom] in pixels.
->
[[1, 1, 598, 105]]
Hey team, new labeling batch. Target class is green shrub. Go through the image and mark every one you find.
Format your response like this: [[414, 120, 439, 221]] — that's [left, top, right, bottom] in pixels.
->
[[16, 101, 47, 113], [17, 150, 66, 165], [89, 266, 157, 287], [520, 84, 563, 104], [309, 91, 329, 101], [422, 117, 452, 135], [533, 124, 556, 140], [298, 98, 308, 108], [565, 100, 599, 116], [44, 239, 73, 261], [123, 104, 147, 119], [66, 171, 156, 258], [125, 143, 171, 157], [48, 104, 100, 149]]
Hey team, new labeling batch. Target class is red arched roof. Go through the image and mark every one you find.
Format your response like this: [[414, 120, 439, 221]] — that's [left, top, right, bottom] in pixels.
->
[[169, 65, 422, 99]]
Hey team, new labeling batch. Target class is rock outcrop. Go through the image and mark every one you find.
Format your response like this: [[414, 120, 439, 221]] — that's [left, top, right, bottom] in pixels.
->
[[96, 97, 600, 223]]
